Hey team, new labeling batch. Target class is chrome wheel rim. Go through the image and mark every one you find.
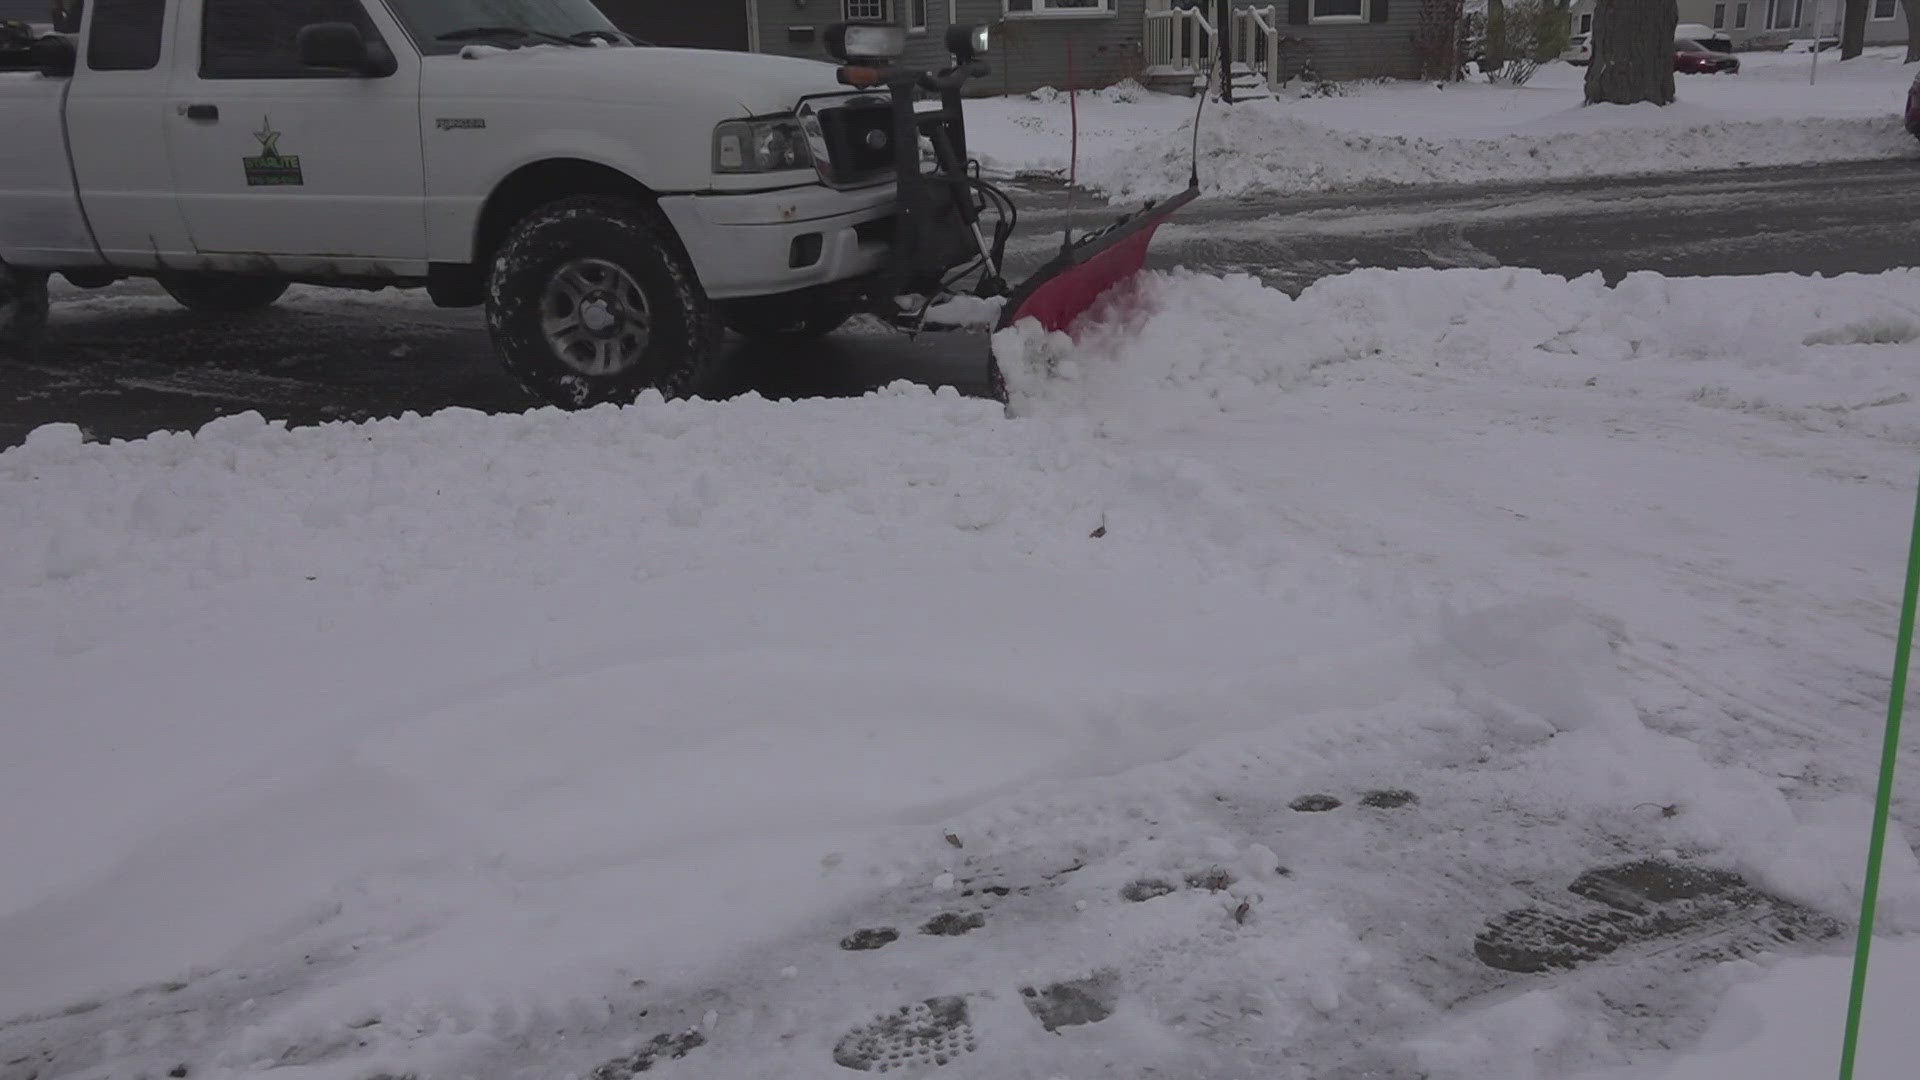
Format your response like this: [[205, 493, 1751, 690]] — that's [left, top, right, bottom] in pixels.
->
[[540, 258, 651, 376]]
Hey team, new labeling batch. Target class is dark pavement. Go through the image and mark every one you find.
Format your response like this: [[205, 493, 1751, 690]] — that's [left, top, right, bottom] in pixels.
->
[[4, 157, 1917, 449]]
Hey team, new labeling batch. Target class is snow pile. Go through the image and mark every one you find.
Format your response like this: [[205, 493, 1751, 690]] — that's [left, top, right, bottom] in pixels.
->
[[8, 267, 1920, 1079], [1574, 939, 1920, 1080], [994, 265, 1920, 444], [965, 48, 1920, 197], [1086, 105, 1912, 200]]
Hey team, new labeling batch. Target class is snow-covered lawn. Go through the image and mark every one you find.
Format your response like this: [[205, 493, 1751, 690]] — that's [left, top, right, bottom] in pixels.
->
[[966, 48, 1920, 198], [5, 265, 1920, 1078]]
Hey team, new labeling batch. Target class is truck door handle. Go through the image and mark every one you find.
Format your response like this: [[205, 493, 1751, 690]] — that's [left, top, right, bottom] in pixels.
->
[[184, 104, 219, 121]]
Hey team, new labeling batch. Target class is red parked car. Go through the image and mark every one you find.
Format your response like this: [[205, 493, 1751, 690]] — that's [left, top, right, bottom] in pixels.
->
[[1907, 68, 1920, 141], [1674, 40, 1740, 74]]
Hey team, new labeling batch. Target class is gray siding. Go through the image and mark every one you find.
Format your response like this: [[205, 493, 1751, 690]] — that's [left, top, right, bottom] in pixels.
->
[[753, 0, 1154, 94], [753, 0, 956, 71], [969, 0, 1151, 96], [751, 0, 1421, 92], [1274, 1, 1422, 82], [1569, 0, 1911, 50]]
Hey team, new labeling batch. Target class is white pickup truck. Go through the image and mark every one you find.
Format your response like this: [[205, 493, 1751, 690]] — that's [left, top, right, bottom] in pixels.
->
[[0, 1, 1007, 407]]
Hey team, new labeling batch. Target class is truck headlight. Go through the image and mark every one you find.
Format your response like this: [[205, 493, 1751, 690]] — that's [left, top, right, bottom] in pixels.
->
[[712, 117, 813, 174]]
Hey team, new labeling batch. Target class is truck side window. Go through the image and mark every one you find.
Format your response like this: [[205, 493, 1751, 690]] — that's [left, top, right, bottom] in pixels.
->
[[200, 0, 381, 79], [87, 0, 167, 71]]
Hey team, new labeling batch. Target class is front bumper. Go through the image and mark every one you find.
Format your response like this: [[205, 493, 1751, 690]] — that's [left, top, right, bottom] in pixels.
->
[[657, 182, 896, 301]]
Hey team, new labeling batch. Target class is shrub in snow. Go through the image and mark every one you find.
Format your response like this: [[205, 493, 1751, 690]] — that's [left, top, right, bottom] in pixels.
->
[[1474, 0, 1570, 86]]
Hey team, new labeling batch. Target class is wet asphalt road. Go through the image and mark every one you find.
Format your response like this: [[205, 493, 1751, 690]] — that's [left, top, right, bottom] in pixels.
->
[[3, 156, 1917, 449]]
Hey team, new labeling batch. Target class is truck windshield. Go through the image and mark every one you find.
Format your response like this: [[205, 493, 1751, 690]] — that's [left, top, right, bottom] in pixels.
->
[[387, 0, 628, 55]]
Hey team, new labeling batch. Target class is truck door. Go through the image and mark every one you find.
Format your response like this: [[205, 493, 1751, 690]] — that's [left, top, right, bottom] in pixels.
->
[[59, 0, 199, 268], [164, 0, 425, 270]]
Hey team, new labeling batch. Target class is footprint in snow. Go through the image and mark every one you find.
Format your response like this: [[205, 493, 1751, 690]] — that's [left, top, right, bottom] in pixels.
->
[[920, 912, 986, 937], [834, 974, 1121, 1072], [1473, 858, 1843, 975], [840, 927, 900, 952]]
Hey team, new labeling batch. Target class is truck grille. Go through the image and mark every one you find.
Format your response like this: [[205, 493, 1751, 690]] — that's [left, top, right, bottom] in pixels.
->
[[814, 102, 895, 187]]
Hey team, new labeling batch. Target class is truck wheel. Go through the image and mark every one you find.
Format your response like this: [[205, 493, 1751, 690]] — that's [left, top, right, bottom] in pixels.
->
[[723, 295, 854, 341], [486, 196, 718, 408], [0, 264, 50, 359], [159, 274, 290, 313]]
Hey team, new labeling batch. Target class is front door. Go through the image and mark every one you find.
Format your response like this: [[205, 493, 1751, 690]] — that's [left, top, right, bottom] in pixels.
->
[[164, 0, 426, 268]]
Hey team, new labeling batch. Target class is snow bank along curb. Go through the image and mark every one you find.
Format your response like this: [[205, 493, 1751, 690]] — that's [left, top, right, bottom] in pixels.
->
[[964, 52, 1920, 199]]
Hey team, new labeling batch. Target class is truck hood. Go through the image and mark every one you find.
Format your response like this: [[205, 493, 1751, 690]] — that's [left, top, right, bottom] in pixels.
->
[[448, 44, 852, 116]]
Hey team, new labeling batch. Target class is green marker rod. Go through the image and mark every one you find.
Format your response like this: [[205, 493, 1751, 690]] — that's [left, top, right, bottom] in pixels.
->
[[1839, 469, 1920, 1080]]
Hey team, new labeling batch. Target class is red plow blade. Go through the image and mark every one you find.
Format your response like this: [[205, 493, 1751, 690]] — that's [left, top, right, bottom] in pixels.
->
[[989, 185, 1198, 400]]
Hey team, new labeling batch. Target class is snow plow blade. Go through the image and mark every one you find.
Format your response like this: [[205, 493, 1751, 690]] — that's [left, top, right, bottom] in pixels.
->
[[988, 184, 1198, 401]]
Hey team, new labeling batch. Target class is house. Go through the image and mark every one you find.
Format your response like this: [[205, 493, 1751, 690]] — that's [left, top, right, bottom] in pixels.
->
[[603, 2, 1425, 95], [1567, 0, 1909, 50]]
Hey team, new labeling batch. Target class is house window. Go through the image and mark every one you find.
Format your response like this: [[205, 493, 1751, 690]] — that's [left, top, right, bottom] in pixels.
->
[[1712, 3, 1726, 26], [1735, 1, 1748, 27], [1579, 12, 1592, 33], [911, 0, 928, 31], [1004, 0, 1117, 16], [845, 0, 890, 21], [1874, 0, 1896, 17], [1311, 0, 1367, 21], [1766, 0, 1803, 29]]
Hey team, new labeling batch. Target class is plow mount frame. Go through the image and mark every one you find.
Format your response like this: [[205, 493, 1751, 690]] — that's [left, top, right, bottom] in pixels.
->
[[818, 21, 1201, 403]]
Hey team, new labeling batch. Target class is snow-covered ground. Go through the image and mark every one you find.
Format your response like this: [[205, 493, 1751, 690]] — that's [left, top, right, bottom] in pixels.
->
[[5, 265, 1920, 1079], [966, 48, 1920, 198]]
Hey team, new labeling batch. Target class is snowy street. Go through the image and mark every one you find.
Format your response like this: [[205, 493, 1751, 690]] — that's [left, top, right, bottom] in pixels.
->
[[7, 157, 1920, 450]]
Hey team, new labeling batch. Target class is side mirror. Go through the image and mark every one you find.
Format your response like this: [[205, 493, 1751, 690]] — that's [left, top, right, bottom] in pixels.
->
[[945, 23, 989, 63], [296, 22, 396, 77], [36, 33, 76, 76], [51, 0, 81, 35]]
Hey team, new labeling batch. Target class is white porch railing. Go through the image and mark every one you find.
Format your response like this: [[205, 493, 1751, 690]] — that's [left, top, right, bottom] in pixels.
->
[[1235, 5, 1281, 91], [1143, 4, 1216, 77], [1143, 4, 1283, 93]]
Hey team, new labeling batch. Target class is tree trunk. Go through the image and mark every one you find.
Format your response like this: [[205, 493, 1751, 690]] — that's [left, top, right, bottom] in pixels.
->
[[1584, 0, 1677, 105], [1903, 0, 1919, 60], [1842, 0, 1868, 59]]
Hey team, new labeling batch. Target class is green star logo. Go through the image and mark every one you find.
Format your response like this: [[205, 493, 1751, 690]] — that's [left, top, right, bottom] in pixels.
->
[[242, 116, 302, 187], [253, 117, 282, 157]]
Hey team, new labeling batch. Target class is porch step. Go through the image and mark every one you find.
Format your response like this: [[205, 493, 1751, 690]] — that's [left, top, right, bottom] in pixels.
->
[[1144, 62, 1273, 98], [1192, 62, 1272, 99]]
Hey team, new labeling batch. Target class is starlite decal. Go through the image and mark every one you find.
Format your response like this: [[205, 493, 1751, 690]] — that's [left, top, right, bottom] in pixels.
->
[[436, 117, 487, 131], [243, 117, 304, 187]]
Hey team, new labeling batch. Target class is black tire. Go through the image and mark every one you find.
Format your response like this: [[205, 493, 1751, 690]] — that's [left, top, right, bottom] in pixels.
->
[[0, 263, 50, 360], [723, 294, 854, 341], [159, 273, 289, 313], [485, 196, 719, 409]]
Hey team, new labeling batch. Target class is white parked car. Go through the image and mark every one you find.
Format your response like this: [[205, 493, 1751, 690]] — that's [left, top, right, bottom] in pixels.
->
[[0, 0, 1016, 408], [1562, 33, 1591, 65]]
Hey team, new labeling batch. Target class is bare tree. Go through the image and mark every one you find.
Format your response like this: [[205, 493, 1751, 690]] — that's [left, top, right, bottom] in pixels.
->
[[1903, 0, 1919, 61], [1841, 0, 1867, 59], [1585, 0, 1677, 105]]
